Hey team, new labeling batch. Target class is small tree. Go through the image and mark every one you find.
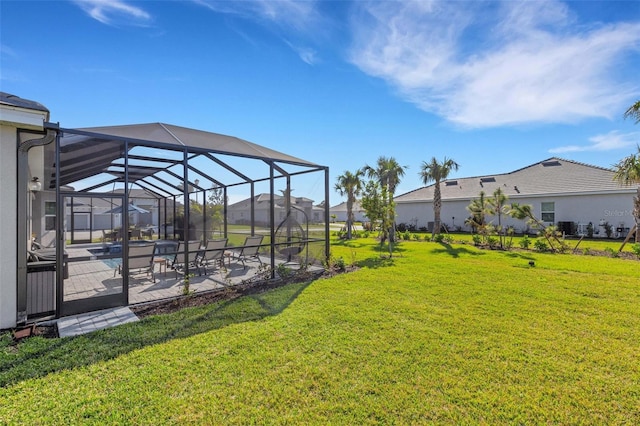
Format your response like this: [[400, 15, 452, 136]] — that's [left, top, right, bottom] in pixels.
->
[[612, 145, 640, 243], [487, 187, 510, 249], [362, 156, 407, 242], [361, 180, 395, 257], [465, 191, 489, 240]]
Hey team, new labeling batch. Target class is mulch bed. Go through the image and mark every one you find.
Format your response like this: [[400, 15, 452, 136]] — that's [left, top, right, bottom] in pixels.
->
[[130, 268, 342, 318]]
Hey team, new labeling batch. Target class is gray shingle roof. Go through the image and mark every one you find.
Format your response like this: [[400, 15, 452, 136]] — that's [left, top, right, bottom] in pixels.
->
[[395, 157, 633, 203]]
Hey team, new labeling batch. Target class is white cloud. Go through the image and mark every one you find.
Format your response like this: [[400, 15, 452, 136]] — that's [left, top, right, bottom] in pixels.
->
[[193, 0, 323, 64], [193, 0, 320, 33], [73, 0, 151, 26], [550, 131, 640, 153], [349, 0, 640, 128]]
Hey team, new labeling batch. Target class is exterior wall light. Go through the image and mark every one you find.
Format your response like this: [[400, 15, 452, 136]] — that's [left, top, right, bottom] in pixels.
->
[[29, 177, 42, 192]]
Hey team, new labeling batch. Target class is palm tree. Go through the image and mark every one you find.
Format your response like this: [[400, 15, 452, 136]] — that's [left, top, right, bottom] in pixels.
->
[[419, 157, 460, 237], [362, 156, 407, 241], [613, 146, 640, 242], [334, 170, 364, 239], [465, 191, 488, 235], [623, 100, 640, 124]]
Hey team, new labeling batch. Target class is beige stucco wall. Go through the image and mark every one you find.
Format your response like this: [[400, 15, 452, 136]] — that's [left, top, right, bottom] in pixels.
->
[[0, 124, 18, 329], [0, 100, 48, 329]]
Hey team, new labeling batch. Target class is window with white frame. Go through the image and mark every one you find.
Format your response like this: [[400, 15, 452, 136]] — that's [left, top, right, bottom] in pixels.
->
[[45, 201, 56, 231], [541, 202, 555, 223]]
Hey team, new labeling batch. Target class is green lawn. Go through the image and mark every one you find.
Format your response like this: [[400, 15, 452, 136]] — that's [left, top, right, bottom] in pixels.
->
[[1, 238, 639, 424]]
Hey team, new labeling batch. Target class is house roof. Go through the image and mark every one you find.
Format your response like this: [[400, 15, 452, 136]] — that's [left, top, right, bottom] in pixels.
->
[[329, 201, 364, 212], [228, 193, 315, 209], [0, 92, 49, 114], [395, 157, 634, 203]]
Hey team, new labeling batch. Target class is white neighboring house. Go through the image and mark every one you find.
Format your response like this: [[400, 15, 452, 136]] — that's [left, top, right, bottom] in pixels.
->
[[227, 193, 321, 226], [394, 158, 637, 237], [329, 201, 367, 223]]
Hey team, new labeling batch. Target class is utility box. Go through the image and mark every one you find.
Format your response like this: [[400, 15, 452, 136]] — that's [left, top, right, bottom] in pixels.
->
[[26, 261, 56, 317]]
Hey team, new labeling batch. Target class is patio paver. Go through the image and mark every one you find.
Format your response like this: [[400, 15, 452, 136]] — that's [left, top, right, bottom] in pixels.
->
[[57, 306, 138, 337]]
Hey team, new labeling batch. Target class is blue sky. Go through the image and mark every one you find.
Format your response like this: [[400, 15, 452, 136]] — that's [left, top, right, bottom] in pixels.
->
[[2, 0, 639, 205]]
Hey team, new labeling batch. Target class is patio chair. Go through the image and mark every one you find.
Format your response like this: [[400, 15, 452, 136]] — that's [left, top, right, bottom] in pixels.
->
[[199, 238, 228, 274], [171, 240, 204, 278], [115, 242, 156, 282], [229, 235, 264, 269]]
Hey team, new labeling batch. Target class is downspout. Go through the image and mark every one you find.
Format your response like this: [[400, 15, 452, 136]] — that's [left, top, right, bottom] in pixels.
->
[[16, 126, 57, 324]]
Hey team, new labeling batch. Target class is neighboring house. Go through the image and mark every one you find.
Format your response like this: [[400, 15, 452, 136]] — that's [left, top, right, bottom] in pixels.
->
[[394, 158, 637, 237], [227, 193, 319, 226], [329, 201, 367, 223]]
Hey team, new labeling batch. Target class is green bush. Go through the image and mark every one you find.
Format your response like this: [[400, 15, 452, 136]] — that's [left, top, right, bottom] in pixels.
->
[[533, 239, 548, 252], [472, 234, 482, 246], [487, 236, 499, 249], [631, 243, 640, 258], [519, 235, 531, 249]]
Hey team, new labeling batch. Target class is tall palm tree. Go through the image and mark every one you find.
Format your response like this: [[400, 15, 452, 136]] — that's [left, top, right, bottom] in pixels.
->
[[613, 146, 640, 242], [419, 157, 460, 237], [362, 156, 407, 241], [624, 100, 640, 124], [334, 170, 364, 239]]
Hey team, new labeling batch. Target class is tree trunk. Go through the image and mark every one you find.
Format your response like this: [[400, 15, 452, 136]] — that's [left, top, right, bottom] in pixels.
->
[[433, 183, 441, 237], [635, 187, 640, 243], [346, 198, 353, 239]]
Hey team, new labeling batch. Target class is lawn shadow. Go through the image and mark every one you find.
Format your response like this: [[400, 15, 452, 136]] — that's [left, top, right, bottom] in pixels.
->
[[356, 256, 395, 269], [0, 279, 315, 388], [504, 251, 536, 261], [430, 243, 486, 258]]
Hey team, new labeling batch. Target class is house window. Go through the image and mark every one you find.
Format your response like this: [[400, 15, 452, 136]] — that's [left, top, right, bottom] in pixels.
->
[[541, 202, 555, 223], [45, 201, 56, 230]]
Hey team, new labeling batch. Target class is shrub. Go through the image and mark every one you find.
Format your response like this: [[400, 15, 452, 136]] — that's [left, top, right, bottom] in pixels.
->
[[631, 243, 640, 258], [604, 247, 619, 258], [519, 235, 531, 249], [276, 263, 293, 279], [487, 236, 499, 249], [411, 233, 421, 241], [442, 234, 454, 244], [402, 230, 411, 241], [472, 234, 482, 246], [582, 247, 591, 256], [432, 234, 445, 243], [533, 239, 548, 252]]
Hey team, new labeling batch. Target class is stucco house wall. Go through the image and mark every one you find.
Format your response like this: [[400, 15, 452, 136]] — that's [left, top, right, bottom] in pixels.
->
[[0, 124, 19, 329], [227, 194, 317, 226], [0, 94, 49, 329], [329, 201, 367, 223]]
